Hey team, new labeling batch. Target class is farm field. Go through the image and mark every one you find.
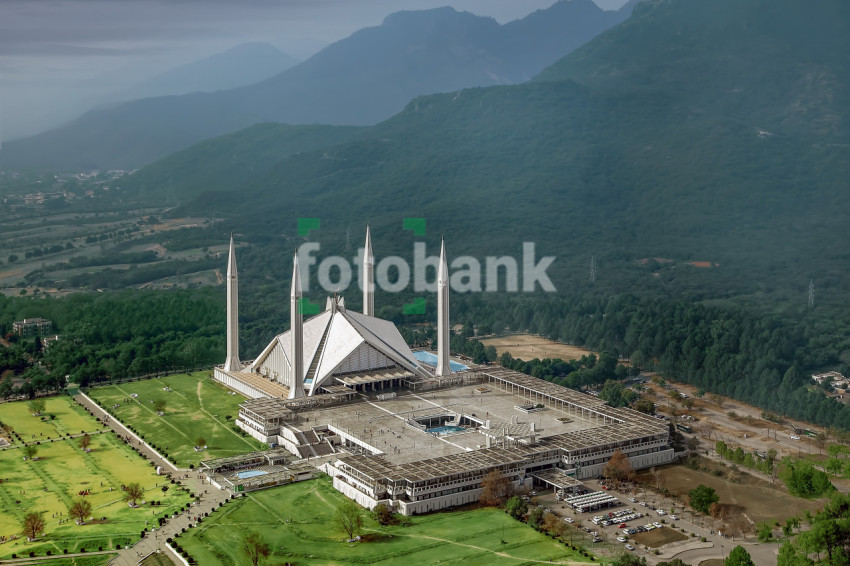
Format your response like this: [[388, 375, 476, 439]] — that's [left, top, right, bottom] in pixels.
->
[[87, 371, 262, 467], [177, 477, 593, 565], [480, 334, 595, 362], [0, 396, 192, 561]]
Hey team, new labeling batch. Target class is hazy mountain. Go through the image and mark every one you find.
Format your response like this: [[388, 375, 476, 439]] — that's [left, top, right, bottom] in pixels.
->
[[0, 1, 636, 172], [122, 0, 850, 307], [107, 43, 299, 103]]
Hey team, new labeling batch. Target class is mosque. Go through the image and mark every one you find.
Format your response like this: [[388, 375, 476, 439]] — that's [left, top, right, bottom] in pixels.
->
[[210, 229, 675, 515], [213, 227, 452, 400]]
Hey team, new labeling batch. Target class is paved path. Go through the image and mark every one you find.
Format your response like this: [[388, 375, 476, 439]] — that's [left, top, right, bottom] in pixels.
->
[[73, 393, 234, 566]]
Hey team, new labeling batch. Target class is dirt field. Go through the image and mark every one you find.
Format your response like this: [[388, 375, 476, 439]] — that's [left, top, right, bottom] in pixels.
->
[[480, 334, 594, 361], [636, 460, 824, 535], [632, 526, 688, 548]]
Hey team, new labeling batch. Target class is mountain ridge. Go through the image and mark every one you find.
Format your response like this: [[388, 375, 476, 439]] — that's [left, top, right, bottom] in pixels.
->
[[0, 1, 636, 172]]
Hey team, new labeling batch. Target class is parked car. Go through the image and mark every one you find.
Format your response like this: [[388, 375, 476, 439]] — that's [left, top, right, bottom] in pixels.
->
[[628, 497, 637, 503], [564, 517, 575, 523], [653, 522, 663, 528], [592, 537, 603, 543], [617, 536, 627, 543], [670, 515, 678, 520], [625, 544, 635, 551]]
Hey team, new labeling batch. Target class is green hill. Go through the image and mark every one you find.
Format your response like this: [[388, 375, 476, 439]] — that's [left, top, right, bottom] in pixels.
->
[[119, 0, 850, 315]]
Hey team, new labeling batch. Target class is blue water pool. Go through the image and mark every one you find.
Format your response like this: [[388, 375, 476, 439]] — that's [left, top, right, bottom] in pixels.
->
[[413, 351, 469, 371], [236, 470, 268, 479], [427, 425, 466, 434]]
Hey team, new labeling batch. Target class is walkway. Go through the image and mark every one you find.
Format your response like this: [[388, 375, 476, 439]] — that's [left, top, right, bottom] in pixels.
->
[[72, 393, 234, 566]]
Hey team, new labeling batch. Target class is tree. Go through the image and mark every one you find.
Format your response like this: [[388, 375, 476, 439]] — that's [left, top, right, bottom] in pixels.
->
[[28, 399, 46, 415], [757, 522, 773, 542], [195, 436, 206, 449], [336, 501, 363, 540], [725, 545, 755, 566], [0, 376, 14, 399], [542, 512, 564, 537], [479, 469, 513, 507], [124, 482, 144, 506], [688, 484, 719, 514], [527, 506, 544, 529], [634, 398, 656, 415], [603, 449, 634, 488], [69, 498, 92, 524], [23, 444, 38, 460], [373, 503, 394, 526], [505, 495, 528, 520], [153, 399, 166, 414], [611, 553, 648, 566], [21, 512, 46, 540], [241, 531, 270, 566], [79, 434, 92, 451]]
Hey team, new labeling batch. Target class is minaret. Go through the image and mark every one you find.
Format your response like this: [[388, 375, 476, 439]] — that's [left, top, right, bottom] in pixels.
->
[[223, 234, 241, 372], [363, 226, 374, 317], [436, 238, 451, 376], [288, 252, 305, 399]]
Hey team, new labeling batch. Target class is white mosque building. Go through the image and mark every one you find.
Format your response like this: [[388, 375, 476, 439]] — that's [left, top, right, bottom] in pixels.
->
[[213, 229, 453, 400], [209, 229, 674, 515]]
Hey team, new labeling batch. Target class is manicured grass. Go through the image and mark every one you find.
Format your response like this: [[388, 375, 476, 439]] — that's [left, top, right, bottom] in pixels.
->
[[176, 477, 594, 565], [2, 395, 101, 441], [88, 371, 263, 467], [0, 396, 193, 561]]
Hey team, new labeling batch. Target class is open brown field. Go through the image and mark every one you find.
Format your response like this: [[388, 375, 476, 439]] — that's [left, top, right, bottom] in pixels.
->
[[636, 460, 824, 535], [480, 334, 594, 361], [632, 526, 688, 548]]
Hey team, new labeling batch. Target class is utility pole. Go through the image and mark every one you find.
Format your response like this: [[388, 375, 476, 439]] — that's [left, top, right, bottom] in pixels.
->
[[590, 255, 597, 283], [808, 279, 815, 309]]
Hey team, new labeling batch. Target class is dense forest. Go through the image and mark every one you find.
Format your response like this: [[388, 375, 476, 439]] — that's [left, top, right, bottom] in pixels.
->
[[3, 282, 850, 431]]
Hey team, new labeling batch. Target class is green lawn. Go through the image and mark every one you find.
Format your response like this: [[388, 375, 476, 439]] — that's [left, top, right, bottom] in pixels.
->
[[0, 396, 193, 561], [88, 371, 263, 467], [2, 395, 101, 441], [176, 478, 594, 565]]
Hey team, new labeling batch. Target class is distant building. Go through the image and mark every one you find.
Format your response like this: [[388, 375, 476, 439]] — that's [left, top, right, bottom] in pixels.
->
[[12, 318, 53, 337], [812, 371, 847, 386]]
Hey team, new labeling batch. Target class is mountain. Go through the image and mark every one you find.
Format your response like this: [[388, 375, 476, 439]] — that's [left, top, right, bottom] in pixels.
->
[[122, 0, 850, 310], [107, 43, 299, 103], [0, 1, 636, 172]]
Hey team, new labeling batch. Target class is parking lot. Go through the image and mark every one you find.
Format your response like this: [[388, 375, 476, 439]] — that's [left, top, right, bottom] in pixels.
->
[[529, 477, 755, 564]]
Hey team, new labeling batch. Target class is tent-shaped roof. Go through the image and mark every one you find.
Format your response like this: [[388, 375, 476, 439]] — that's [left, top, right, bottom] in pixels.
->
[[251, 298, 431, 395]]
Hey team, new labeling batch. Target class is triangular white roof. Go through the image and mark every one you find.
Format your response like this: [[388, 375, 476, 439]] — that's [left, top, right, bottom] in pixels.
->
[[251, 299, 431, 395]]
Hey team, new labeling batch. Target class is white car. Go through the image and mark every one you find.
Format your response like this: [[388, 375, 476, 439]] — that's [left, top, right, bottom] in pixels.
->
[[625, 544, 635, 551], [653, 522, 663, 528], [617, 536, 627, 543], [670, 515, 678, 520], [790, 434, 800, 440], [628, 497, 637, 503], [564, 517, 575, 524], [657, 510, 666, 516]]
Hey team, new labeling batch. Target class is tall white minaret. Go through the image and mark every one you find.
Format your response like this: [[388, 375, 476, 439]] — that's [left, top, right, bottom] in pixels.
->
[[288, 252, 305, 399], [363, 226, 374, 317], [436, 238, 451, 376], [223, 234, 241, 372]]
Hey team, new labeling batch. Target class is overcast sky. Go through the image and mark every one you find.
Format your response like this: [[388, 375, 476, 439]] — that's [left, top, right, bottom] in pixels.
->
[[0, 0, 629, 140]]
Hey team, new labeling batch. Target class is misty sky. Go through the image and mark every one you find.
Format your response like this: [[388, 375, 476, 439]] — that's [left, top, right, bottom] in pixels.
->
[[0, 0, 629, 140]]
